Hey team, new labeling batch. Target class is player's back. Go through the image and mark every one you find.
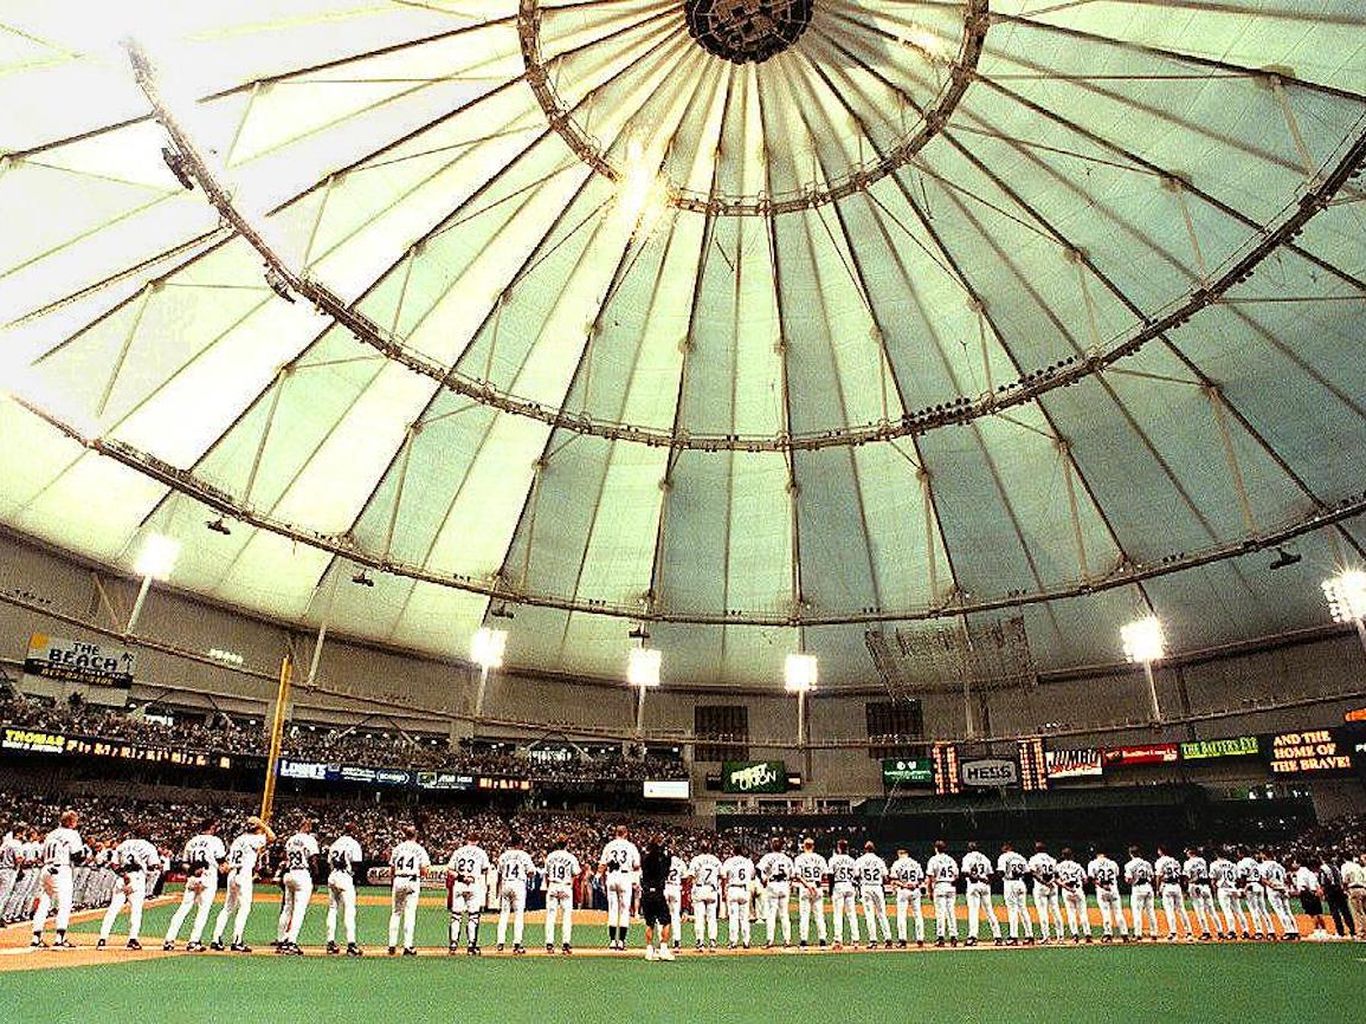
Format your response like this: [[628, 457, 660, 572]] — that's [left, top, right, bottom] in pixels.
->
[[116, 838, 158, 872], [723, 856, 754, 887], [390, 840, 429, 876], [1126, 858, 1154, 885], [601, 838, 639, 873], [1056, 859, 1084, 887], [689, 853, 721, 888], [448, 844, 488, 885], [499, 848, 534, 884], [44, 827, 83, 867], [327, 836, 362, 875], [829, 853, 857, 888], [793, 852, 828, 886], [855, 853, 887, 886], [228, 832, 265, 875], [998, 851, 1026, 879], [962, 851, 990, 880], [282, 832, 317, 872], [1087, 857, 1118, 886], [184, 833, 225, 870], [543, 849, 579, 888]]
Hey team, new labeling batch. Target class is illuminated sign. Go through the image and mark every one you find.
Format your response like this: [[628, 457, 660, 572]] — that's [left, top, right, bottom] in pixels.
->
[[1267, 730, 1353, 775], [1103, 744, 1179, 766], [959, 758, 1019, 788], [881, 758, 934, 787], [643, 780, 691, 800], [2, 727, 66, 754], [1345, 707, 1366, 724], [722, 760, 788, 794], [1045, 749, 1103, 779], [478, 776, 532, 791], [1180, 736, 1260, 761], [416, 772, 475, 791], [279, 760, 328, 780]]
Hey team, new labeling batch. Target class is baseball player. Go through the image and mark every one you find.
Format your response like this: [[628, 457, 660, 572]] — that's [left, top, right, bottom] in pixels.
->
[[96, 828, 161, 950], [1125, 846, 1158, 940], [163, 819, 226, 952], [997, 842, 1033, 944], [687, 841, 723, 951], [1053, 848, 1090, 942], [756, 838, 795, 948], [542, 837, 580, 954], [925, 839, 959, 947], [1154, 846, 1194, 941], [664, 848, 688, 951], [793, 837, 828, 948], [599, 825, 641, 951], [1209, 849, 1248, 939], [1257, 850, 1299, 940], [210, 815, 275, 952], [388, 825, 430, 956], [495, 834, 536, 954], [721, 845, 756, 949], [0, 827, 23, 924], [1087, 848, 1129, 942], [1235, 847, 1270, 939], [446, 831, 490, 954], [960, 841, 1001, 946], [1182, 846, 1216, 941], [854, 841, 893, 949], [276, 819, 320, 955], [1028, 843, 1065, 944], [325, 823, 364, 956], [888, 847, 924, 948], [828, 839, 860, 949], [30, 809, 84, 948]]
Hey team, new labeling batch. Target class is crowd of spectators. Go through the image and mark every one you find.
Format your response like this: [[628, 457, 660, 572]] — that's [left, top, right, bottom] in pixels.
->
[[0, 692, 688, 781]]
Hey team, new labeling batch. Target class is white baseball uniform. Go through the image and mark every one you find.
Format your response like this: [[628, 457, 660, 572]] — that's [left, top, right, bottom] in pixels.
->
[[1055, 858, 1090, 939], [960, 850, 1000, 940], [756, 851, 795, 945], [388, 839, 430, 950], [1182, 855, 1216, 937], [326, 835, 364, 946], [98, 838, 159, 943], [1258, 859, 1298, 937], [721, 855, 755, 947], [925, 852, 960, 941], [1124, 857, 1157, 938], [664, 855, 688, 944], [277, 831, 320, 945], [31, 825, 84, 940], [212, 831, 269, 946], [496, 848, 537, 947], [688, 852, 722, 947], [0, 833, 23, 925], [599, 838, 641, 939], [1209, 857, 1246, 937], [1087, 855, 1127, 937], [542, 849, 581, 948], [1236, 856, 1269, 937], [165, 832, 226, 946], [1154, 855, 1193, 938], [998, 850, 1033, 939], [446, 843, 490, 947], [793, 851, 829, 944], [828, 852, 860, 946], [890, 855, 925, 943], [854, 852, 892, 944], [1028, 852, 1065, 941]]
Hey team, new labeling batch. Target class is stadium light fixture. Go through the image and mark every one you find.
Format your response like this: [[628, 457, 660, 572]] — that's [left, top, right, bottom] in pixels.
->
[[1121, 615, 1166, 723], [469, 626, 508, 719], [785, 653, 817, 748], [628, 645, 661, 735], [125, 533, 180, 635], [1323, 569, 1366, 652]]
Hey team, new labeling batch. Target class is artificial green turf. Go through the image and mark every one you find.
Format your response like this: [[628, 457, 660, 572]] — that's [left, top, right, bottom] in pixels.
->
[[10, 894, 1360, 1023], [3, 942, 1362, 1024]]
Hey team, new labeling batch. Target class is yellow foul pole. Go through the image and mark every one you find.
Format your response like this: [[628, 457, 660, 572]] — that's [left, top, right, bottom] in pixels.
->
[[260, 653, 293, 823]]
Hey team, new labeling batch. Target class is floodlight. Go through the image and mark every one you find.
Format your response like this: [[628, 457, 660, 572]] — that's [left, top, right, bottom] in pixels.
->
[[1322, 570, 1366, 624], [627, 646, 662, 688], [784, 653, 818, 693], [135, 533, 180, 581], [1120, 615, 1165, 665], [470, 627, 508, 671]]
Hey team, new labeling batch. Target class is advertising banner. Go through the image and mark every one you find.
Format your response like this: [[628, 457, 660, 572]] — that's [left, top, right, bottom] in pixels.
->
[[721, 760, 788, 794], [643, 779, 690, 800], [881, 757, 934, 787], [959, 757, 1019, 788], [24, 634, 135, 688], [1045, 748, 1103, 779], [416, 771, 476, 791], [1103, 744, 1179, 766], [1266, 729, 1354, 775], [1180, 736, 1260, 761]]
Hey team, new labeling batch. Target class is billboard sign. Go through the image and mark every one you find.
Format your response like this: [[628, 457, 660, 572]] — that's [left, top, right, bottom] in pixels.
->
[[1045, 749, 1103, 779], [1103, 744, 1179, 767], [25, 634, 135, 688], [721, 760, 788, 794], [1180, 736, 1260, 761], [881, 758, 934, 787], [959, 757, 1019, 788]]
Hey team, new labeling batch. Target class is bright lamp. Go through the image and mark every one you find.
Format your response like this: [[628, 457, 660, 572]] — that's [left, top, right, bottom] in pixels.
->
[[135, 533, 180, 580], [1323, 570, 1366, 623], [784, 653, 818, 693], [627, 647, 661, 688], [1120, 615, 1165, 665], [470, 627, 507, 670]]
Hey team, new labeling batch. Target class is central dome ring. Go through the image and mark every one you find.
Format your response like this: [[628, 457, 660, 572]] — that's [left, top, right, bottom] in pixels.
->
[[517, 0, 991, 216]]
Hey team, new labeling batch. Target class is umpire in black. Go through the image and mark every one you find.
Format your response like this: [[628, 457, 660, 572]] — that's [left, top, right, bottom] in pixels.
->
[[640, 834, 675, 960]]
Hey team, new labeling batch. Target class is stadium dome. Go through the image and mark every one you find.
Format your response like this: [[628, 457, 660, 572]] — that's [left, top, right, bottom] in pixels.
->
[[1, 0, 1363, 688]]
